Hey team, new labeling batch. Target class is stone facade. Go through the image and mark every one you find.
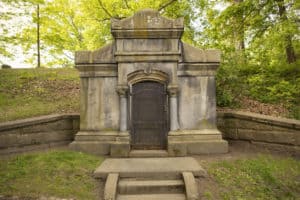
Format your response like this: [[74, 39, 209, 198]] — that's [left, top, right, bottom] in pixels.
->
[[70, 9, 228, 156]]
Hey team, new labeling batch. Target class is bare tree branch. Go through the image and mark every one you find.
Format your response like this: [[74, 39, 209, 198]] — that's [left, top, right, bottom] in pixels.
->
[[97, 0, 112, 18], [123, 0, 131, 10], [158, 0, 177, 12]]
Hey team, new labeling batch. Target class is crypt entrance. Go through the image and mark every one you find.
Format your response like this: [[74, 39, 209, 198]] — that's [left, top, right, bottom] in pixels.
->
[[70, 9, 228, 157], [130, 81, 168, 150]]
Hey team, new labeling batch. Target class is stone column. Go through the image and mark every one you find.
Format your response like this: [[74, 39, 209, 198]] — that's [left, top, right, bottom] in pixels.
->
[[168, 85, 179, 131], [117, 85, 128, 132]]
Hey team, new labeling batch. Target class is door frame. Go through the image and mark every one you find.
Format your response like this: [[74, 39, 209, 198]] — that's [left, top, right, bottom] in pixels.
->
[[127, 69, 170, 149]]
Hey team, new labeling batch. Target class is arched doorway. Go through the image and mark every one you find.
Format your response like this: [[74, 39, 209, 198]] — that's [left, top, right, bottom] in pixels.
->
[[131, 81, 168, 149]]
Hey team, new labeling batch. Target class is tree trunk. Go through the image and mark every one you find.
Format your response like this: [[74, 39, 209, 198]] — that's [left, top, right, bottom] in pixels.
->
[[37, 4, 41, 68], [234, 0, 245, 51], [276, 0, 296, 63]]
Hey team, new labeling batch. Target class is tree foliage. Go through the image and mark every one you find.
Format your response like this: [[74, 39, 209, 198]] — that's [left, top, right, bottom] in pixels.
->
[[0, 0, 299, 117]]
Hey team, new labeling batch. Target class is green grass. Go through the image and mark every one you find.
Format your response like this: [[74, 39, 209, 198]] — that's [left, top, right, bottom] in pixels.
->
[[0, 150, 103, 199], [205, 155, 300, 200], [0, 68, 80, 122]]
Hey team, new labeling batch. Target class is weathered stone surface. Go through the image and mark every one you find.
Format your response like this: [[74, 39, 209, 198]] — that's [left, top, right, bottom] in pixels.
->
[[104, 173, 119, 200], [251, 141, 300, 157], [69, 141, 110, 155], [110, 142, 130, 157], [118, 179, 184, 194], [222, 128, 238, 139], [236, 119, 273, 130], [79, 77, 119, 131], [0, 114, 77, 132], [182, 172, 199, 200], [111, 9, 184, 39], [178, 76, 217, 130], [168, 143, 187, 157], [22, 119, 74, 133], [74, 9, 224, 156], [94, 157, 207, 179], [0, 114, 78, 154], [181, 42, 221, 63], [186, 140, 228, 154]]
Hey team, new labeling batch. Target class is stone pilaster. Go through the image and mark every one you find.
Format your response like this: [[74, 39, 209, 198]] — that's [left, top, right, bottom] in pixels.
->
[[116, 85, 129, 133], [168, 85, 180, 131]]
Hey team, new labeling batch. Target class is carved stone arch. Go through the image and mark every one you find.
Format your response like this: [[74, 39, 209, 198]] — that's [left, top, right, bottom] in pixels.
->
[[127, 69, 169, 85]]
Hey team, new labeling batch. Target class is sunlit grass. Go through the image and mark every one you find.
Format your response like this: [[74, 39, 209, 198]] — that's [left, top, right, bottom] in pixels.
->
[[0, 150, 103, 199], [205, 155, 300, 200]]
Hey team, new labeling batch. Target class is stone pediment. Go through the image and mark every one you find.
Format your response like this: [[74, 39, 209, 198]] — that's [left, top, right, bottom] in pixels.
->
[[111, 9, 184, 38], [181, 42, 221, 63]]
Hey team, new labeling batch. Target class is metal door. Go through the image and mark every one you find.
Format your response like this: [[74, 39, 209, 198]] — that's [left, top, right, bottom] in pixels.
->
[[131, 81, 168, 149]]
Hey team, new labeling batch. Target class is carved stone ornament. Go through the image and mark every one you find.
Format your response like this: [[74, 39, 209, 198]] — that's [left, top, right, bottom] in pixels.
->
[[167, 85, 179, 97], [116, 85, 129, 97]]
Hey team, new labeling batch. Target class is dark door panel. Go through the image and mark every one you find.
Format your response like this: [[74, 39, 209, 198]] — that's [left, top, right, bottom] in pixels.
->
[[131, 81, 168, 149]]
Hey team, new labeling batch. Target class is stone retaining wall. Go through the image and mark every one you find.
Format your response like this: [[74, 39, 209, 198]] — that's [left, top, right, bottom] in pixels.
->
[[217, 111, 300, 156], [1, 112, 299, 156], [0, 114, 79, 155]]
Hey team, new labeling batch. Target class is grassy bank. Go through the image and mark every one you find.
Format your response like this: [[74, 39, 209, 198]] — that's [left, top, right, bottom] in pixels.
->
[[0, 151, 299, 200], [203, 155, 300, 200], [0, 68, 80, 122], [0, 150, 103, 199]]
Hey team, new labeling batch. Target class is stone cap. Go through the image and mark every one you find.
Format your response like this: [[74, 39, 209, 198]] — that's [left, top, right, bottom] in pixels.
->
[[111, 9, 184, 39], [181, 42, 221, 63], [75, 43, 115, 64], [218, 111, 300, 129]]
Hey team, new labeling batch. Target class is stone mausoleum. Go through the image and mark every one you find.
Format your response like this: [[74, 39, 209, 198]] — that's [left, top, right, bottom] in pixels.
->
[[70, 9, 228, 156]]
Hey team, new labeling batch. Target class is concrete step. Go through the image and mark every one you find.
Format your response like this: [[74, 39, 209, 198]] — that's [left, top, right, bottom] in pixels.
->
[[117, 194, 186, 200], [118, 179, 184, 194], [129, 150, 168, 157]]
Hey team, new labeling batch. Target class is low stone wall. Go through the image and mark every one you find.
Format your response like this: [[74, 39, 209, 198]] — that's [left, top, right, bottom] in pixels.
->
[[217, 111, 300, 156], [0, 114, 79, 155], [1, 111, 299, 156]]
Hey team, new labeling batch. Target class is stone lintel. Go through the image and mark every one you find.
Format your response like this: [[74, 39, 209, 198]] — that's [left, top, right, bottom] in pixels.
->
[[177, 63, 219, 76], [115, 51, 181, 62], [111, 29, 183, 39]]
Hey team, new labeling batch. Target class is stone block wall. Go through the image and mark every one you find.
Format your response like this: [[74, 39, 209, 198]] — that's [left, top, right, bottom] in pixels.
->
[[0, 114, 79, 155], [1, 111, 299, 156], [217, 111, 300, 156]]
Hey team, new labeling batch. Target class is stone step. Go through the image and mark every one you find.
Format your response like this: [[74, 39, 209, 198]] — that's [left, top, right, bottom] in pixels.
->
[[117, 194, 186, 200], [118, 179, 184, 194], [129, 150, 168, 158], [94, 157, 207, 179]]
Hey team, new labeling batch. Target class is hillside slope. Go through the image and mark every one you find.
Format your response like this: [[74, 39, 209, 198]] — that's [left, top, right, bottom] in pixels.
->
[[0, 68, 80, 122], [0, 68, 297, 122]]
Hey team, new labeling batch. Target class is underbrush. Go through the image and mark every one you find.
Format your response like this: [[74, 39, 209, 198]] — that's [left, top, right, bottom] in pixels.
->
[[217, 59, 300, 119]]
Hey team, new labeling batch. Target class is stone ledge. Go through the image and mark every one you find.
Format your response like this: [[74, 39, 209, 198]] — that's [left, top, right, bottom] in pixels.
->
[[218, 111, 300, 129], [0, 114, 79, 132]]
